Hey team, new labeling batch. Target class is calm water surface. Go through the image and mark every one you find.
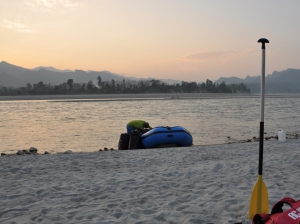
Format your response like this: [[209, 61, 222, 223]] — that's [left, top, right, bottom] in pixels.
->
[[1, 95, 299, 154]]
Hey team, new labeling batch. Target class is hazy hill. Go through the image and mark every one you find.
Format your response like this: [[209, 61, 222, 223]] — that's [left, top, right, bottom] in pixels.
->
[[1, 61, 300, 93], [0, 61, 136, 87], [215, 69, 300, 93], [0, 61, 181, 87], [215, 75, 260, 84], [33, 66, 73, 73]]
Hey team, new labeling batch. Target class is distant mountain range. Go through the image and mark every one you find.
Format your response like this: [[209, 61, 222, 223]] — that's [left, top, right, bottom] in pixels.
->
[[0, 61, 181, 88], [215, 69, 300, 93], [1, 61, 300, 93]]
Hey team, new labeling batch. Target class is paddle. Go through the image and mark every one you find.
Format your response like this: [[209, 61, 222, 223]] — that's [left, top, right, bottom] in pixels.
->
[[248, 38, 269, 219]]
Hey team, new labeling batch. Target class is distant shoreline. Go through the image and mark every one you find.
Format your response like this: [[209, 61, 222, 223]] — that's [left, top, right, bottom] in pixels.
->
[[1, 93, 300, 101]]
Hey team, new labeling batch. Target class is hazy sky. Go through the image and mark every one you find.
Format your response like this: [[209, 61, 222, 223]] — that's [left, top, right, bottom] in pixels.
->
[[1, 0, 300, 82]]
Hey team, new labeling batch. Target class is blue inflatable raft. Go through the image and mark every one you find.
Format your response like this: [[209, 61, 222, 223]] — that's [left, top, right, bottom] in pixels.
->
[[141, 126, 193, 148]]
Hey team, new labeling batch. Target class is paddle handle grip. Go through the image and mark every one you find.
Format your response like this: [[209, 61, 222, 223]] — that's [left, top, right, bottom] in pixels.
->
[[258, 38, 269, 49]]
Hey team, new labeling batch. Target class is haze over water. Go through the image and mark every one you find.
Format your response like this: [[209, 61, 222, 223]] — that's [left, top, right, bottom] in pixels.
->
[[1, 94, 300, 154]]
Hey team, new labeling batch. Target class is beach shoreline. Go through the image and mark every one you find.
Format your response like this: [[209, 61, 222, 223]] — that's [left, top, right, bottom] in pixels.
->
[[2, 93, 300, 102], [0, 93, 253, 102], [1, 139, 299, 223], [0, 138, 279, 156]]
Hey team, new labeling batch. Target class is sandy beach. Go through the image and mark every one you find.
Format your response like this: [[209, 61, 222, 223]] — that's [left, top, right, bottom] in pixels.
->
[[1, 139, 299, 224]]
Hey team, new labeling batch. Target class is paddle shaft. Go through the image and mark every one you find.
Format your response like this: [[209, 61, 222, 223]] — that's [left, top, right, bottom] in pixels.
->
[[258, 38, 269, 213], [259, 46, 266, 175]]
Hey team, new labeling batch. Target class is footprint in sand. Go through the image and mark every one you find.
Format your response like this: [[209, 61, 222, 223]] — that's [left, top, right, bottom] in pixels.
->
[[176, 205, 190, 211], [143, 209, 156, 215], [114, 212, 122, 219], [211, 163, 223, 172]]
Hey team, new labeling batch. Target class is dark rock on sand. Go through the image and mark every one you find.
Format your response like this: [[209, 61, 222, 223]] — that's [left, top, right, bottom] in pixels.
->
[[17, 150, 24, 155], [64, 150, 73, 154], [29, 147, 38, 153]]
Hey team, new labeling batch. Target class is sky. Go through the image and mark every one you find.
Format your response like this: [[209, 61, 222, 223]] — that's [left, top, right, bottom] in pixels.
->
[[1, 0, 300, 82]]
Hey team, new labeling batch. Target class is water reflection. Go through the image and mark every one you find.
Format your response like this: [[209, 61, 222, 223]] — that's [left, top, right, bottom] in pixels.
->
[[0, 96, 299, 154]]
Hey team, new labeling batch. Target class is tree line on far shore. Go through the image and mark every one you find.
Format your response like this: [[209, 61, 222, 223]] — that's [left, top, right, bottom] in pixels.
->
[[0, 76, 250, 96]]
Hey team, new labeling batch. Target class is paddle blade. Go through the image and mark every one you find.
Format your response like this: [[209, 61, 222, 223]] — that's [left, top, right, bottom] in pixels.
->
[[248, 175, 268, 219]]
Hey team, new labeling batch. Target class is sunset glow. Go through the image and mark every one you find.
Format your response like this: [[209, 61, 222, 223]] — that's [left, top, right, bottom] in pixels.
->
[[1, 0, 300, 82]]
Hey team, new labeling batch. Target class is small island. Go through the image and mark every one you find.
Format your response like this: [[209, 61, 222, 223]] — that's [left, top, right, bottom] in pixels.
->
[[0, 76, 250, 96]]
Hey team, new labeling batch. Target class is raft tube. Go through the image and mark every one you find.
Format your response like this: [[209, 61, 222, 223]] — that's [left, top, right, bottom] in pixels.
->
[[141, 126, 193, 148]]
